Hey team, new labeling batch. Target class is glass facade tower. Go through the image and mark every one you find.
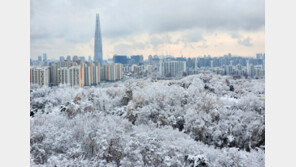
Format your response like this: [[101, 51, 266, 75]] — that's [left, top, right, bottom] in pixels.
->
[[94, 13, 103, 66]]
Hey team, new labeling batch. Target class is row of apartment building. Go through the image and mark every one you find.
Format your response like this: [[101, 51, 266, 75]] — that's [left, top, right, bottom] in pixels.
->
[[30, 61, 123, 87]]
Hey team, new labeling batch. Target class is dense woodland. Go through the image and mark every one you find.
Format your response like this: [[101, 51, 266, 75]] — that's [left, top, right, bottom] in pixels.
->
[[30, 74, 265, 166]]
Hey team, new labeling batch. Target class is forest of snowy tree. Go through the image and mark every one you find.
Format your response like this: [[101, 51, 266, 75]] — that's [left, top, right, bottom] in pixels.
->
[[30, 74, 265, 166]]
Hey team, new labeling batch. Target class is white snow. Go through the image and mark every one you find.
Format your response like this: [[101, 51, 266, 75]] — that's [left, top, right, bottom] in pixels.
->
[[30, 74, 265, 166]]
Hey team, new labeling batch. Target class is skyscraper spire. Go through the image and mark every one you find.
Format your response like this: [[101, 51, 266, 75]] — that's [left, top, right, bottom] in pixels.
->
[[94, 13, 103, 66]]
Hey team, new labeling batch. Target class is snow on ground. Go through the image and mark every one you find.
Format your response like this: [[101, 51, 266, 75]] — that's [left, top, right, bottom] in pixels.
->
[[30, 73, 265, 166]]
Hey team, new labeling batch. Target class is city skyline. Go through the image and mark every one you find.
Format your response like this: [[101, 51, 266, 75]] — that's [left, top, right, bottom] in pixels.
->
[[31, 0, 265, 60], [31, 52, 265, 62]]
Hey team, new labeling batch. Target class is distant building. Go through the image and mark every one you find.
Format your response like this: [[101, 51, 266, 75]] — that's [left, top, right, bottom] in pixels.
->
[[159, 60, 186, 77], [59, 56, 65, 61], [195, 58, 198, 73], [148, 55, 153, 64], [210, 60, 214, 69], [79, 56, 86, 62], [49, 61, 77, 86], [43, 53, 47, 62], [31, 60, 124, 87], [250, 65, 255, 77], [83, 62, 100, 86], [38, 56, 42, 62], [57, 67, 70, 85], [246, 60, 250, 76], [224, 65, 233, 75], [66, 55, 71, 61], [55, 62, 100, 87], [101, 63, 123, 81], [256, 53, 263, 59], [31, 53, 265, 86], [130, 55, 143, 65], [57, 65, 83, 87], [69, 66, 81, 87], [73, 56, 79, 61], [176, 57, 186, 61], [113, 55, 128, 64], [145, 65, 153, 73], [148, 55, 160, 67]]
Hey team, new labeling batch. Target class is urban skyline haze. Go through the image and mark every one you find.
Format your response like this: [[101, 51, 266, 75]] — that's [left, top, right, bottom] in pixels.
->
[[31, 0, 265, 60]]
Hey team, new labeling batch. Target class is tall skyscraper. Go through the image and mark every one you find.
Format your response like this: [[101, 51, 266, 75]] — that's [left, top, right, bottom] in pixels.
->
[[94, 13, 103, 66]]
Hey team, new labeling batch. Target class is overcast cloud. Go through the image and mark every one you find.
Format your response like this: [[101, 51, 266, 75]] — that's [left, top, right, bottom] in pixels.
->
[[31, 0, 265, 59]]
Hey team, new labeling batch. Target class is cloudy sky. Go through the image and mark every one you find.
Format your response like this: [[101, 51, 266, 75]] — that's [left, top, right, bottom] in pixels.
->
[[31, 0, 265, 60]]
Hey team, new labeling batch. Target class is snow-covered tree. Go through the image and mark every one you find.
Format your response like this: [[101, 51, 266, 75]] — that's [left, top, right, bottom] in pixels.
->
[[30, 74, 265, 166]]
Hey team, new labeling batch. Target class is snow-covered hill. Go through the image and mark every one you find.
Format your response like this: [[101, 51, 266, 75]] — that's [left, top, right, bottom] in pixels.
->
[[30, 74, 265, 166]]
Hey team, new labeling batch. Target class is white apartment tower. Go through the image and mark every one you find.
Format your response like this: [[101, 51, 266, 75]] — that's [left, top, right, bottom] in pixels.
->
[[195, 57, 198, 73], [83, 62, 100, 86], [30, 67, 50, 87], [159, 60, 186, 77], [58, 67, 70, 85], [69, 66, 81, 87], [101, 63, 123, 81]]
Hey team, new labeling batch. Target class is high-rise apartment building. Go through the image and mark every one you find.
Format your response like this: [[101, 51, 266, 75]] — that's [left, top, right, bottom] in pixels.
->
[[51, 61, 101, 87], [101, 63, 123, 81], [83, 62, 100, 86], [159, 60, 186, 77], [194, 57, 198, 73], [58, 67, 70, 85], [50, 61, 77, 86], [30, 67, 50, 87], [246, 60, 251, 76], [94, 13, 103, 66], [57, 65, 83, 87], [69, 66, 81, 87], [116, 63, 123, 80]]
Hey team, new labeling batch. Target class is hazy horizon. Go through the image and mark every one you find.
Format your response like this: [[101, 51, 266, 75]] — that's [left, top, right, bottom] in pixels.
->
[[31, 0, 265, 60]]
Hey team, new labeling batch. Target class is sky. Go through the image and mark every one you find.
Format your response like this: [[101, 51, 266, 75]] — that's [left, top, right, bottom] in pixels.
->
[[31, 0, 265, 60]]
